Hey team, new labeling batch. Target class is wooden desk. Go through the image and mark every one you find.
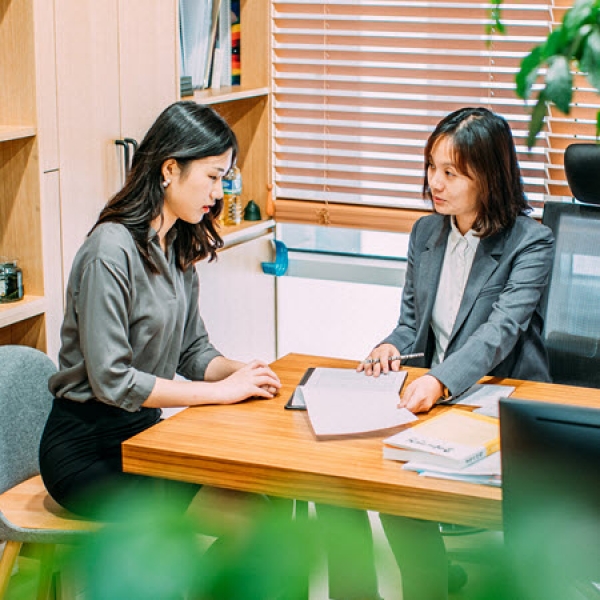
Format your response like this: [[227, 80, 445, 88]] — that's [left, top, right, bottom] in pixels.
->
[[122, 353, 600, 530]]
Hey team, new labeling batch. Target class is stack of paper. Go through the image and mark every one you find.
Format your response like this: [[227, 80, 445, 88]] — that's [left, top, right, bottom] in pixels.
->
[[383, 409, 500, 470], [290, 368, 416, 438], [403, 451, 502, 487]]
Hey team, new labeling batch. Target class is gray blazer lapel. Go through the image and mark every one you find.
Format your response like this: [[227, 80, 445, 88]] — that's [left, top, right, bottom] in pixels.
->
[[417, 219, 449, 326], [449, 231, 506, 342]]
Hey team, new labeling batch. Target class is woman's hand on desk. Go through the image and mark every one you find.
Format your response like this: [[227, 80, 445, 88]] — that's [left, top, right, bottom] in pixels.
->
[[357, 343, 400, 377], [143, 360, 281, 408], [399, 374, 444, 413], [211, 360, 281, 404]]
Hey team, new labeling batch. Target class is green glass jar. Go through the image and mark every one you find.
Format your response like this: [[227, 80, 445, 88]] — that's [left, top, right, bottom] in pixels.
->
[[0, 258, 24, 303]]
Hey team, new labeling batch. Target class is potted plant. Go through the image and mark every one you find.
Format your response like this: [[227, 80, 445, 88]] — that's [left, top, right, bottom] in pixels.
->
[[492, 0, 600, 147]]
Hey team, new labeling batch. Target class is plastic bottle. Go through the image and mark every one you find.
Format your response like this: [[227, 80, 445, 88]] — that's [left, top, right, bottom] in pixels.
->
[[222, 166, 243, 226]]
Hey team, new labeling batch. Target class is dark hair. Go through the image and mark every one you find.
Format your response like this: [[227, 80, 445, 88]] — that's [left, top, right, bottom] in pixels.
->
[[423, 107, 530, 237], [93, 101, 238, 271]]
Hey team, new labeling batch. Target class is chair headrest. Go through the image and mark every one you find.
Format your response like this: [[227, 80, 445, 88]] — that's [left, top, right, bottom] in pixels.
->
[[564, 143, 600, 206]]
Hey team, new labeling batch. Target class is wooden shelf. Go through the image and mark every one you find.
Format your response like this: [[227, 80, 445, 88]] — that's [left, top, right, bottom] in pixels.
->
[[0, 125, 36, 143], [0, 295, 46, 329], [190, 85, 269, 105], [217, 219, 275, 249]]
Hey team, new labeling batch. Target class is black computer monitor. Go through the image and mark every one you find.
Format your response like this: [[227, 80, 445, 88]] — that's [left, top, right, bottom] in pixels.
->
[[500, 397, 600, 600]]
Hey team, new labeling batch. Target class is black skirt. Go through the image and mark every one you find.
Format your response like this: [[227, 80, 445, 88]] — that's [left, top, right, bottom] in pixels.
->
[[39, 397, 198, 518]]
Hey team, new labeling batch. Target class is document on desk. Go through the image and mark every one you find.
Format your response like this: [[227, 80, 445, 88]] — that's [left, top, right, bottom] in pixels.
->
[[289, 368, 416, 438], [441, 383, 516, 418]]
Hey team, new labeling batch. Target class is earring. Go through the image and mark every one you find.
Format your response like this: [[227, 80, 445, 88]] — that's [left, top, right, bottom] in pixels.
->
[[162, 179, 171, 189]]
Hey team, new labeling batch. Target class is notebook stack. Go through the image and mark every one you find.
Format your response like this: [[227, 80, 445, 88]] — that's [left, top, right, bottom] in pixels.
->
[[383, 408, 501, 486]]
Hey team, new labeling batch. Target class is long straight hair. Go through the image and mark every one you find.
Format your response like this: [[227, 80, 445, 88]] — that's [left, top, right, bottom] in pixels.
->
[[423, 107, 530, 237], [93, 101, 238, 271]]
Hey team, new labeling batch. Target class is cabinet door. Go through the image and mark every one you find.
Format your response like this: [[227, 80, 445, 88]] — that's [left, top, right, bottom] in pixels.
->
[[41, 170, 64, 361], [54, 0, 122, 279], [118, 0, 178, 142], [196, 233, 277, 364]]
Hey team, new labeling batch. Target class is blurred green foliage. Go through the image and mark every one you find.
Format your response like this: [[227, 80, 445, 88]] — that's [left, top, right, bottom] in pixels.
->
[[493, 0, 600, 147]]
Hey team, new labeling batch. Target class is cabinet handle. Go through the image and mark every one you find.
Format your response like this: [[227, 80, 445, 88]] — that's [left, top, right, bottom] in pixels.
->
[[124, 137, 138, 168], [115, 139, 130, 182], [123, 138, 138, 174], [261, 240, 288, 276]]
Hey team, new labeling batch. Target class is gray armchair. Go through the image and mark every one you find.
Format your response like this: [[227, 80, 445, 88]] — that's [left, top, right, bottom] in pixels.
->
[[0, 345, 95, 600]]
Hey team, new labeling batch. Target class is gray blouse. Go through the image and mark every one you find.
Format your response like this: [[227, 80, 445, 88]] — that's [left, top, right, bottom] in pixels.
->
[[49, 222, 221, 412]]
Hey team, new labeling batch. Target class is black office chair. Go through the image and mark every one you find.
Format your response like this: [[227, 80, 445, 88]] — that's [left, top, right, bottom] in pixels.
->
[[540, 143, 600, 388]]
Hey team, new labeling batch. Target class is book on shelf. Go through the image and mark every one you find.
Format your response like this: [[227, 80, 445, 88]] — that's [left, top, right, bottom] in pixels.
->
[[286, 367, 416, 438], [216, 0, 232, 88], [383, 408, 500, 469], [179, 0, 228, 90], [231, 0, 241, 85], [180, 76, 194, 97]]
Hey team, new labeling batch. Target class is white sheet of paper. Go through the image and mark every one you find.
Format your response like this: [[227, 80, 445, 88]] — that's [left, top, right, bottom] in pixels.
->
[[444, 383, 515, 419], [419, 471, 502, 487], [290, 368, 408, 409], [402, 450, 501, 476], [301, 369, 416, 437]]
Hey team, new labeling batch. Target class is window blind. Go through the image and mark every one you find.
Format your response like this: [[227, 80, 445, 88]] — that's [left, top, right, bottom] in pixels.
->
[[272, 0, 599, 226]]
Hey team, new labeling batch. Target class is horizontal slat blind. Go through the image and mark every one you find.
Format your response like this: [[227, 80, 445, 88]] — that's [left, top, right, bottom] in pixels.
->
[[272, 0, 597, 222]]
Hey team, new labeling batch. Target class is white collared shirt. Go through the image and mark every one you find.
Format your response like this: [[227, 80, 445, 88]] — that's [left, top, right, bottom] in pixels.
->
[[431, 219, 480, 365]]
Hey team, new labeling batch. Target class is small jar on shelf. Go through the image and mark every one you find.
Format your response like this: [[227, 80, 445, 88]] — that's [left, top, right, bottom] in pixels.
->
[[0, 258, 24, 303]]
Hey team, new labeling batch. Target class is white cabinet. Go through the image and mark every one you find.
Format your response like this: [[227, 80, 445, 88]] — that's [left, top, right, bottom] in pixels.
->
[[276, 254, 404, 361], [196, 229, 277, 364], [54, 0, 178, 283]]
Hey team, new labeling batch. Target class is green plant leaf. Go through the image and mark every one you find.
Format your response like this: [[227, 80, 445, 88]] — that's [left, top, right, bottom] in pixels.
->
[[517, 47, 543, 99], [545, 55, 573, 113], [571, 24, 594, 61], [527, 93, 548, 149], [542, 29, 568, 59], [486, 0, 505, 38], [580, 29, 600, 90], [563, 0, 595, 37]]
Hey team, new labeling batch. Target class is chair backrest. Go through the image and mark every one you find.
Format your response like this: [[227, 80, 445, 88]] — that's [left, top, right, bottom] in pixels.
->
[[539, 143, 600, 387], [564, 143, 600, 206], [0, 345, 57, 494], [541, 201, 600, 387]]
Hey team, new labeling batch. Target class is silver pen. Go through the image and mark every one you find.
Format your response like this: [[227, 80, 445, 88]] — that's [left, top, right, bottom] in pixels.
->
[[390, 352, 425, 362], [363, 352, 425, 365]]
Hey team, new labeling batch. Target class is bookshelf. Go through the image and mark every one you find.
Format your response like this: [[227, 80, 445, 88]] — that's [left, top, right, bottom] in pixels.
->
[[0, 0, 270, 352], [0, 0, 47, 350], [187, 0, 271, 225]]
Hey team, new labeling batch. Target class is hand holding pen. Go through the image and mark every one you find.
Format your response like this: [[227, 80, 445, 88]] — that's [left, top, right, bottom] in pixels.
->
[[356, 343, 425, 377]]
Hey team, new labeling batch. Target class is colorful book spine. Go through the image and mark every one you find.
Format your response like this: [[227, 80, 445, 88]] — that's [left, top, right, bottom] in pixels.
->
[[231, 0, 240, 85]]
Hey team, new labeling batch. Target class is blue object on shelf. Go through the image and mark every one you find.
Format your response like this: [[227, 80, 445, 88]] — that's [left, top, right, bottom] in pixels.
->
[[261, 240, 289, 276]]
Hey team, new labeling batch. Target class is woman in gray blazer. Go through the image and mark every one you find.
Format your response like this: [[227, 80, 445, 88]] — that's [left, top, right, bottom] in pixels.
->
[[361, 107, 554, 409], [320, 107, 555, 600]]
